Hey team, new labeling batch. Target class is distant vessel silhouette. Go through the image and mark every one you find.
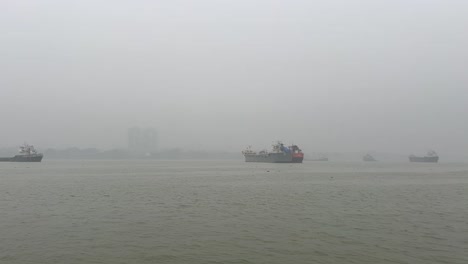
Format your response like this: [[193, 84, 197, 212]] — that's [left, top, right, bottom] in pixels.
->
[[242, 141, 304, 163], [0, 143, 43, 162], [362, 154, 377, 162], [409, 150, 439, 163]]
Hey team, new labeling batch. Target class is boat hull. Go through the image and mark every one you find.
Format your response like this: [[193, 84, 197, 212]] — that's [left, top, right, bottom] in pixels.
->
[[409, 156, 438, 163], [291, 153, 304, 163], [244, 153, 294, 163], [291, 157, 304, 163], [0, 155, 43, 162]]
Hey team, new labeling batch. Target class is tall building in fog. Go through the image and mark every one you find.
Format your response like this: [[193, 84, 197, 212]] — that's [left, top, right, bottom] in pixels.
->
[[128, 127, 158, 154]]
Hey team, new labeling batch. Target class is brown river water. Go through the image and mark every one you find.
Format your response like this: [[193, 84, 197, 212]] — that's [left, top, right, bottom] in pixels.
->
[[1, 160, 467, 264]]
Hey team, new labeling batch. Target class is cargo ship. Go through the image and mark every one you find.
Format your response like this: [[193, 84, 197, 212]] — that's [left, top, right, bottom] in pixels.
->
[[362, 154, 377, 162], [0, 144, 43, 162], [409, 150, 439, 163], [242, 141, 304, 163]]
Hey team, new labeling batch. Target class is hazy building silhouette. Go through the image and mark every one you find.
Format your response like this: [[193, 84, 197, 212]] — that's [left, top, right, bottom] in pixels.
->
[[128, 127, 158, 154]]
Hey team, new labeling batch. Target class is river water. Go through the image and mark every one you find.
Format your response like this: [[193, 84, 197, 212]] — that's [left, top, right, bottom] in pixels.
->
[[0, 160, 467, 264]]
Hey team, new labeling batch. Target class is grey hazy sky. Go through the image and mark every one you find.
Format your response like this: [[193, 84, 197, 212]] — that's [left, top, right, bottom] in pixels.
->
[[1, 0, 467, 157]]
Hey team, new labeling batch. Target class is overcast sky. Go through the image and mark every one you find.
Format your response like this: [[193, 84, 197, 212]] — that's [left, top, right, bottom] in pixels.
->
[[1, 0, 467, 158]]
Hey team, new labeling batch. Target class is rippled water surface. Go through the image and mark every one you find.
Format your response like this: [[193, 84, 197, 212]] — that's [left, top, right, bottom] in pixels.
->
[[1, 160, 467, 264]]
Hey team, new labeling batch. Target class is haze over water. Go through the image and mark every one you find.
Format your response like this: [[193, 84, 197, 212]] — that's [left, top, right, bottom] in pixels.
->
[[2, 1, 468, 263], [2, 0, 468, 159], [1, 160, 467, 264]]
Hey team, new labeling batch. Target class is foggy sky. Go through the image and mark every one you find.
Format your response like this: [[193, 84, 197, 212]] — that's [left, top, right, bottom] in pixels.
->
[[1, 0, 467, 158]]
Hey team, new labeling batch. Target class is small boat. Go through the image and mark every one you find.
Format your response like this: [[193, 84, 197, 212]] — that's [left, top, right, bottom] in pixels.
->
[[362, 154, 377, 162]]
